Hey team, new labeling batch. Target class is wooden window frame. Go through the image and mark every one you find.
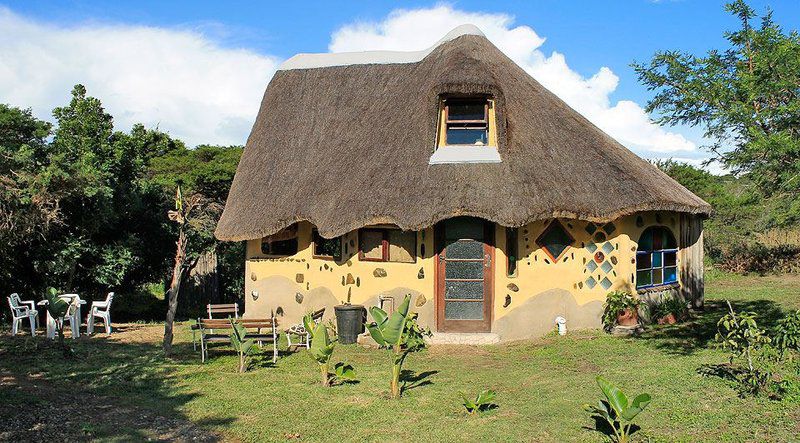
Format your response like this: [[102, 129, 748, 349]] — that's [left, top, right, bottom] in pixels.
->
[[260, 237, 298, 257], [442, 98, 490, 146], [312, 229, 342, 261], [358, 228, 417, 263], [506, 227, 519, 278]]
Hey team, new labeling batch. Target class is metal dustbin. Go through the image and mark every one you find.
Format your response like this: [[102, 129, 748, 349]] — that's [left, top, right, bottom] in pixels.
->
[[334, 304, 366, 344]]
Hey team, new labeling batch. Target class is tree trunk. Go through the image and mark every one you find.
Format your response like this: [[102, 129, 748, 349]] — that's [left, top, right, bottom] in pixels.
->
[[163, 229, 187, 355], [320, 362, 330, 387], [391, 346, 402, 398]]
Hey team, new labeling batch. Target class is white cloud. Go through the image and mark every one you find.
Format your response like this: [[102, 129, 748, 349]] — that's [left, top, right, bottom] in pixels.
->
[[330, 5, 697, 155], [0, 8, 279, 147]]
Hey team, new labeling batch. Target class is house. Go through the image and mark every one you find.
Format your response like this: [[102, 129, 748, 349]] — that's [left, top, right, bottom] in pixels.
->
[[215, 25, 711, 341]]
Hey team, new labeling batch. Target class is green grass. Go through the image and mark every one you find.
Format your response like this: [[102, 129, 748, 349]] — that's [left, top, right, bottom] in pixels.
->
[[1, 271, 798, 442]]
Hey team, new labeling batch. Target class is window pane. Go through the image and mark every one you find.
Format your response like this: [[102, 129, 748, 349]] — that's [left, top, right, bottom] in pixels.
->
[[447, 103, 486, 121], [506, 227, 518, 277], [636, 270, 652, 287], [445, 240, 483, 259], [664, 266, 677, 283], [664, 251, 677, 267], [652, 252, 662, 268], [445, 281, 484, 300], [388, 230, 416, 263], [445, 301, 483, 320], [360, 230, 384, 260], [445, 261, 484, 279], [445, 218, 484, 240], [653, 269, 663, 285], [313, 230, 341, 259], [446, 128, 488, 145], [636, 252, 651, 270], [536, 221, 573, 260], [264, 238, 298, 256]]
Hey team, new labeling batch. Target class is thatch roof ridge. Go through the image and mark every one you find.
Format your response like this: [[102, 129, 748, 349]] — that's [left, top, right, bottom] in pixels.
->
[[215, 28, 710, 241]]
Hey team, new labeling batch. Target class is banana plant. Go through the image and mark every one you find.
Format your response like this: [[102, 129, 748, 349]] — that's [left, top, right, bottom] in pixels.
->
[[44, 287, 74, 357], [461, 389, 497, 415], [229, 320, 255, 373], [584, 376, 651, 443], [365, 295, 430, 398], [309, 322, 337, 386]]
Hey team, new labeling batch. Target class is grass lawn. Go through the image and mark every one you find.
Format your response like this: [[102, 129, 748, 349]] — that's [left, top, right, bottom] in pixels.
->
[[1, 271, 799, 442]]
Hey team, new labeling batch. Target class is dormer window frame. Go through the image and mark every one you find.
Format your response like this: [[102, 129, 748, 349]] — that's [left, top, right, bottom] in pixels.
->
[[436, 96, 497, 149]]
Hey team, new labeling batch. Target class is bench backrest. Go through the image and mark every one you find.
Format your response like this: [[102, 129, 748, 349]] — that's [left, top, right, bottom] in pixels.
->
[[198, 317, 278, 331], [207, 303, 239, 319]]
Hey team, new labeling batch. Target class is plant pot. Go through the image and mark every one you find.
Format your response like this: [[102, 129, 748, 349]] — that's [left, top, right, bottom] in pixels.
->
[[616, 308, 639, 326], [657, 313, 677, 325], [334, 304, 366, 345]]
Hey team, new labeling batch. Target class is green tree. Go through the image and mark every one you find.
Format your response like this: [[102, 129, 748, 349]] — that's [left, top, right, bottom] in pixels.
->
[[634, 1, 800, 221]]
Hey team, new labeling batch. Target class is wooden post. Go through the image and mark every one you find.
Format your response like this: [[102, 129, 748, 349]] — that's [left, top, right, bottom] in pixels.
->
[[679, 214, 704, 309]]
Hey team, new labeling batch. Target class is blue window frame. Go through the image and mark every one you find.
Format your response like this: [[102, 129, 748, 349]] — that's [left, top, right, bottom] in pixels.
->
[[636, 226, 678, 289]]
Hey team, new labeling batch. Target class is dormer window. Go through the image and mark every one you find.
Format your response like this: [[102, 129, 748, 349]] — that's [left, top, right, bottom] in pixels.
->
[[444, 100, 489, 145], [430, 96, 501, 164]]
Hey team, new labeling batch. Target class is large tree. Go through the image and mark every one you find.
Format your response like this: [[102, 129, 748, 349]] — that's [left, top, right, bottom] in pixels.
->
[[633, 0, 800, 222]]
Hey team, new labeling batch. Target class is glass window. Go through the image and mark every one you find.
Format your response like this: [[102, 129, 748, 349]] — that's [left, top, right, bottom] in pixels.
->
[[359, 228, 417, 263], [261, 224, 299, 256], [506, 227, 518, 277], [636, 226, 678, 289], [535, 220, 574, 261], [312, 229, 342, 260], [443, 99, 489, 146]]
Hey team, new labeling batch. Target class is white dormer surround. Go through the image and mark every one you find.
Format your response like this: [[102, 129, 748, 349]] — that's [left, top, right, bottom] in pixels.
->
[[428, 146, 502, 165], [278, 24, 485, 71]]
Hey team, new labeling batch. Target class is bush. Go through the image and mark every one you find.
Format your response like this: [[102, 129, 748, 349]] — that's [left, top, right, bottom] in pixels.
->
[[602, 291, 640, 329], [717, 242, 800, 275]]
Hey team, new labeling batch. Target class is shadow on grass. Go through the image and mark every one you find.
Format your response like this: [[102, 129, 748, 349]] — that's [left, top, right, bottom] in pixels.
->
[[636, 299, 787, 356], [583, 415, 641, 442], [0, 331, 235, 441], [400, 369, 438, 394]]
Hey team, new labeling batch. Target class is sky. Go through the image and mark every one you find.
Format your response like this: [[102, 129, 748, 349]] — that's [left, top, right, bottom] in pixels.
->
[[1, 0, 799, 173]]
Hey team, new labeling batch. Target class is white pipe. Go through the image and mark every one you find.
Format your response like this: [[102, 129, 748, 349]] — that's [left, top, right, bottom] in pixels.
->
[[555, 316, 567, 336]]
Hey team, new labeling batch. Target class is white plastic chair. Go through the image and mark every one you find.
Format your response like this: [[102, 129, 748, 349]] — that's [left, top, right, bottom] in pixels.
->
[[87, 292, 114, 335], [7, 293, 38, 336]]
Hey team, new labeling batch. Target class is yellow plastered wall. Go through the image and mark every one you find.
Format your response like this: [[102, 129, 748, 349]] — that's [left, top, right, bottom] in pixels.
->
[[243, 212, 683, 340]]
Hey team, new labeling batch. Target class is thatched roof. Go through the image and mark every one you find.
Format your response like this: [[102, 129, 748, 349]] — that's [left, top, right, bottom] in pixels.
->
[[215, 25, 711, 241]]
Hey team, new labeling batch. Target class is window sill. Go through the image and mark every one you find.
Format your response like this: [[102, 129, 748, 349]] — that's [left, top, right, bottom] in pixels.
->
[[428, 146, 501, 164], [637, 282, 679, 294]]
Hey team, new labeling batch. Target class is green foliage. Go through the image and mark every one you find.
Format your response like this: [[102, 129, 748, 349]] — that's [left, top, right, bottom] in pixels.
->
[[715, 301, 773, 394], [602, 291, 640, 328], [460, 389, 497, 415], [229, 320, 255, 373], [650, 296, 688, 321], [365, 295, 431, 398], [333, 362, 356, 381], [634, 1, 800, 220], [308, 322, 356, 387], [774, 310, 800, 360], [44, 287, 74, 357], [584, 377, 651, 443]]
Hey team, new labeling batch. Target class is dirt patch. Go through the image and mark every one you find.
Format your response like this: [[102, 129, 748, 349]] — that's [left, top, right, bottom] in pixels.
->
[[0, 371, 224, 442]]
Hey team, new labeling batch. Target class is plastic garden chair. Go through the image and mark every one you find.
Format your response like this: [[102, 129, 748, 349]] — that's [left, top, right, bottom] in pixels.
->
[[87, 292, 114, 335], [7, 293, 38, 336]]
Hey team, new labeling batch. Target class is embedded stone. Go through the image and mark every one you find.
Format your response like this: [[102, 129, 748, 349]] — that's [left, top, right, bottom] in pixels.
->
[[347, 260, 353, 267], [507, 283, 519, 292], [418, 268, 425, 279], [610, 256, 618, 265], [295, 273, 304, 283], [323, 263, 329, 270], [346, 273, 355, 285], [504, 294, 512, 308], [250, 272, 257, 281], [295, 292, 304, 304], [356, 277, 361, 287], [341, 276, 346, 286], [415, 294, 427, 307], [373, 268, 387, 278]]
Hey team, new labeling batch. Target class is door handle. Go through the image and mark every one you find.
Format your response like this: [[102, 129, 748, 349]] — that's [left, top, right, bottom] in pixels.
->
[[485, 254, 491, 268]]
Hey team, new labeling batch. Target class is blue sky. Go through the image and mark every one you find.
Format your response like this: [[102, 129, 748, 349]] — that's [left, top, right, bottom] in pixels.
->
[[2, 1, 799, 171]]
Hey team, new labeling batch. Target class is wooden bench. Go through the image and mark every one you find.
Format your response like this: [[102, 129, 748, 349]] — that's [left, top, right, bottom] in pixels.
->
[[197, 318, 279, 363], [191, 303, 241, 350]]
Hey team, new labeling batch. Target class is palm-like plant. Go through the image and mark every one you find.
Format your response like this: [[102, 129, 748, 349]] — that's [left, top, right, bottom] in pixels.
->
[[309, 322, 336, 386], [365, 295, 430, 398], [229, 320, 255, 373], [585, 376, 651, 443], [44, 287, 74, 357], [461, 389, 497, 415]]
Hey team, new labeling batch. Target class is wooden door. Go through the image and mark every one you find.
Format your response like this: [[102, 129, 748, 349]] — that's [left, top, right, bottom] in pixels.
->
[[435, 217, 494, 332]]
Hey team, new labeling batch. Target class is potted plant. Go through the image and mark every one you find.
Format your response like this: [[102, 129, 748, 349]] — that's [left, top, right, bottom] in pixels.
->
[[650, 296, 688, 325], [602, 291, 641, 329]]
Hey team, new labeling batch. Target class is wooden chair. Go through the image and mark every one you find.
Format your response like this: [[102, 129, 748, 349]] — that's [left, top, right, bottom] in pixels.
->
[[286, 307, 325, 349], [197, 317, 279, 363]]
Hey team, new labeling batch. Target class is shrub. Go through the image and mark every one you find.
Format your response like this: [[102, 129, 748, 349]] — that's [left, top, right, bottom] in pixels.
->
[[774, 310, 800, 360], [229, 320, 255, 373], [714, 301, 773, 395], [308, 321, 356, 387]]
